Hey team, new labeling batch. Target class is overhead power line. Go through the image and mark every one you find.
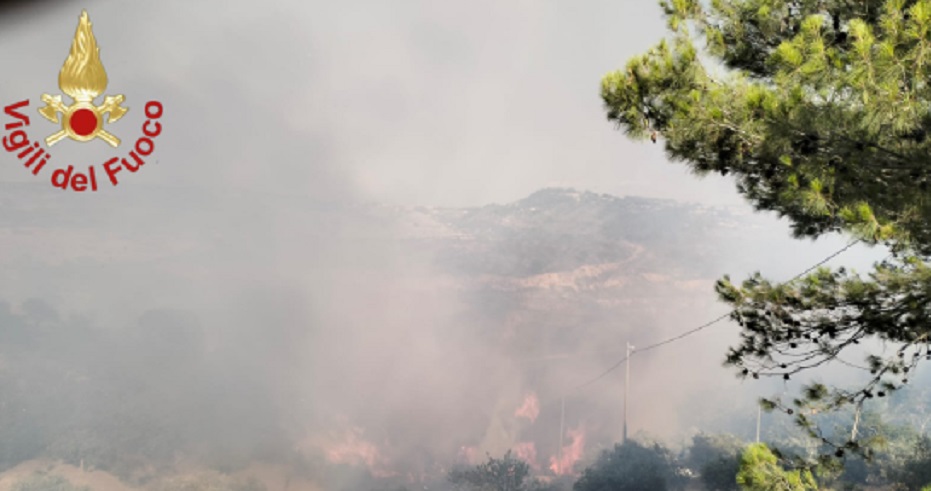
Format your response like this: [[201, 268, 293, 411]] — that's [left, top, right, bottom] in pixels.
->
[[557, 237, 864, 397]]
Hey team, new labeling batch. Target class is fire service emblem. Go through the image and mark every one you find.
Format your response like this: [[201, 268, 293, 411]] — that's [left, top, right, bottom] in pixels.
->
[[2, 10, 165, 192], [38, 10, 128, 147]]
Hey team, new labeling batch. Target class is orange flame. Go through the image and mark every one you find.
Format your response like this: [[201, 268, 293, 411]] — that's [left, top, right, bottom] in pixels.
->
[[549, 427, 585, 476], [458, 445, 481, 465], [323, 427, 396, 478], [514, 442, 540, 470], [514, 393, 540, 423], [59, 10, 108, 101]]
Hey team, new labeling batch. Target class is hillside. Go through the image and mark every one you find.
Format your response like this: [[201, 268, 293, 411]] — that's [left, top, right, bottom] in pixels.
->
[[0, 184, 878, 488]]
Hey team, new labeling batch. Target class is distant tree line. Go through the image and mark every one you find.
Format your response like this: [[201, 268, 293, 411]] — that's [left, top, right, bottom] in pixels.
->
[[0, 298, 310, 485]]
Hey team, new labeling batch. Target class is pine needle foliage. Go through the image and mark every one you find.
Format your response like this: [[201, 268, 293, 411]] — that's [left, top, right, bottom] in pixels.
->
[[602, 0, 931, 464]]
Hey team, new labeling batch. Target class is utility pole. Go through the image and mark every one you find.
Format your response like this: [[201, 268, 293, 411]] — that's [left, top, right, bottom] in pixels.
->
[[558, 397, 565, 470], [624, 342, 634, 443], [756, 404, 761, 443]]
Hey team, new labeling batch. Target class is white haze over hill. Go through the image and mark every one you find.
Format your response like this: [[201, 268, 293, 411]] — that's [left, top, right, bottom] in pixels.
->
[[0, 182, 888, 483]]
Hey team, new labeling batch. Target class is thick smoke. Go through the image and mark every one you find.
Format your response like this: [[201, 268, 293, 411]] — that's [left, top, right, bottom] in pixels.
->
[[0, 2, 894, 490], [0, 183, 887, 489]]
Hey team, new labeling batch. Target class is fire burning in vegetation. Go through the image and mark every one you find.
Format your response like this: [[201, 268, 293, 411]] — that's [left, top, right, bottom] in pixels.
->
[[550, 427, 585, 476], [514, 392, 540, 422], [316, 392, 587, 483], [514, 442, 540, 470], [458, 445, 481, 465], [322, 426, 396, 478]]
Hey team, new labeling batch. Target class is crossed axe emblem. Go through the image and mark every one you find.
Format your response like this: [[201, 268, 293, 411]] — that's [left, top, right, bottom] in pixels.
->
[[38, 93, 128, 147]]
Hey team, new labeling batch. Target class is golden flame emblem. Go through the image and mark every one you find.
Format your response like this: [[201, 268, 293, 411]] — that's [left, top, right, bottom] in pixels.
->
[[38, 10, 128, 147]]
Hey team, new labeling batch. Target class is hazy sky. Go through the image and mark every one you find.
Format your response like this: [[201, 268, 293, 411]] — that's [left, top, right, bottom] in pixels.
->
[[0, 0, 743, 207]]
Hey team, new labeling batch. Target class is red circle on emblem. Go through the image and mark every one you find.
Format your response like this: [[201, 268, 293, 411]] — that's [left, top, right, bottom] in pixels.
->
[[69, 109, 98, 136]]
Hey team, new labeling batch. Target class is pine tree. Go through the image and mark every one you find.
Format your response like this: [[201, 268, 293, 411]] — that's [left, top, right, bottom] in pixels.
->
[[601, 0, 931, 459], [737, 444, 819, 491]]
